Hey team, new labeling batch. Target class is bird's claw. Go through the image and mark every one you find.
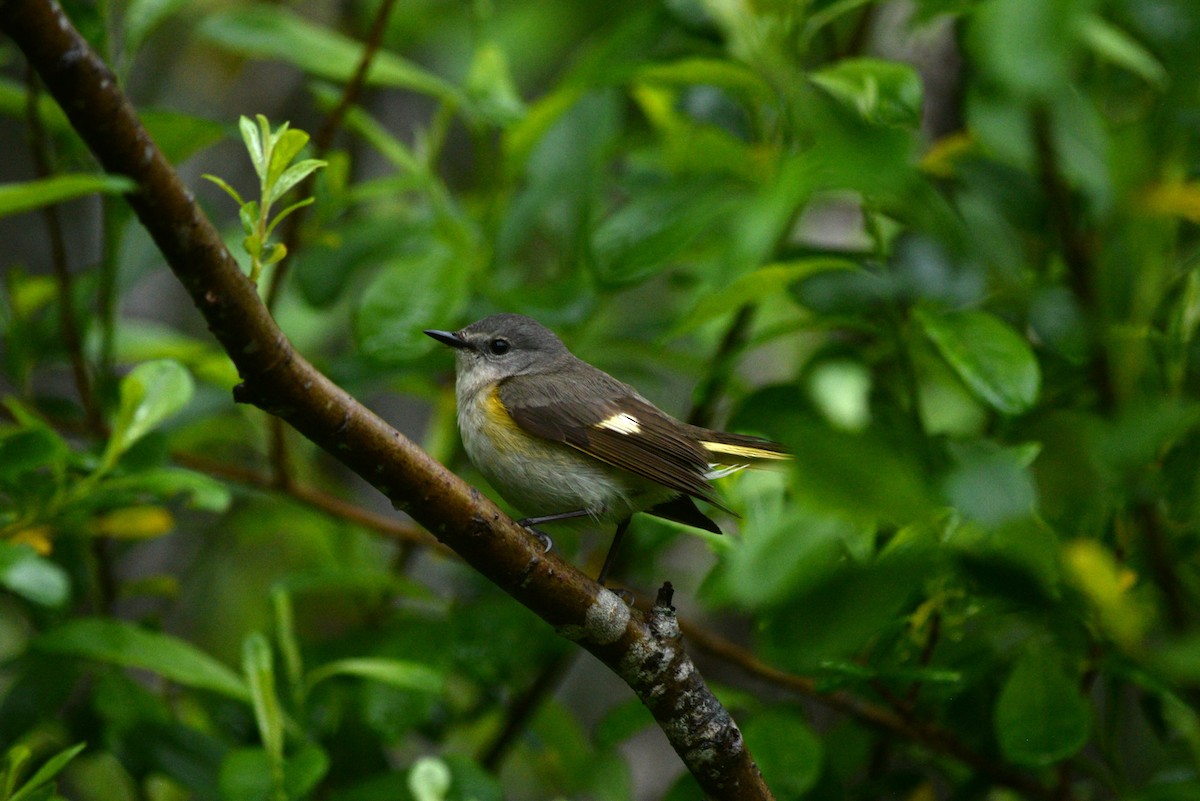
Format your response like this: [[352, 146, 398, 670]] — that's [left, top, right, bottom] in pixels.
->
[[517, 522, 553, 553], [610, 587, 635, 606]]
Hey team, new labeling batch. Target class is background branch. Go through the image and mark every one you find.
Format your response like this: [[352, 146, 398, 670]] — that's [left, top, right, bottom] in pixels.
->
[[23, 66, 102, 434], [0, 2, 772, 797]]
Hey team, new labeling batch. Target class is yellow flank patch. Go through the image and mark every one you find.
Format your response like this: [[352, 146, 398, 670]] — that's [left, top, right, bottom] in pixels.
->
[[483, 385, 527, 452], [700, 441, 791, 461], [595, 412, 641, 435]]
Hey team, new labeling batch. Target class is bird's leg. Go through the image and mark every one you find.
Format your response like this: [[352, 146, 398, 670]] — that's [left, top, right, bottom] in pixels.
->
[[515, 509, 592, 553], [596, 517, 631, 588]]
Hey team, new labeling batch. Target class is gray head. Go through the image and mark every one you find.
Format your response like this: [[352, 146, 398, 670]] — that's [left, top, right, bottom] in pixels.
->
[[425, 314, 571, 396]]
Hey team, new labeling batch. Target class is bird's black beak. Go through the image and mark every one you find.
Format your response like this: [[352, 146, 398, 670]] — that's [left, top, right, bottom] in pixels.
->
[[424, 329, 469, 349]]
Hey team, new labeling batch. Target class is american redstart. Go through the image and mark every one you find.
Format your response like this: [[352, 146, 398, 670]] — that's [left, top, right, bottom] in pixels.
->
[[425, 314, 790, 584]]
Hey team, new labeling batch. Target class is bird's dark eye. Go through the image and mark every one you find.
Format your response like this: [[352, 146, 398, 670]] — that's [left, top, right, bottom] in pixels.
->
[[488, 338, 511, 355]]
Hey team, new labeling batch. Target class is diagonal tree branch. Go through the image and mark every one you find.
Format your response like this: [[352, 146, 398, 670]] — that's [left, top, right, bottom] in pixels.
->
[[0, 2, 772, 797]]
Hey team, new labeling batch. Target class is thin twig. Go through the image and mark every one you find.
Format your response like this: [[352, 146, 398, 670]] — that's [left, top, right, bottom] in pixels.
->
[[904, 610, 941, 706], [1031, 106, 1115, 413], [268, 415, 294, 490], [24, 65, 103, 434], [687, 305, 757, 428], [1136, 502, 1188, 632], [172, 451, 438, 549], [264, 0, 399, 312], [479, 648, 578, 771]]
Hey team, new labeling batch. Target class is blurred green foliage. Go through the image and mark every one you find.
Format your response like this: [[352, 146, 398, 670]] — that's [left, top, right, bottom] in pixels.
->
[[2, 0, 1200, 798]]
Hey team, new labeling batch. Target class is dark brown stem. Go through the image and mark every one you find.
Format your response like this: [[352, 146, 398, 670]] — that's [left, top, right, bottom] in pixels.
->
[[1031, 106, 1115, 413], [24, 65, 103, 434], [0, 4, 770, 796], [263, 0, 399, 312], [687, 305, 757, 428], [1136, 502, 1188, 632], [904, 609, 941, 706], [479, 648, 577, 771]]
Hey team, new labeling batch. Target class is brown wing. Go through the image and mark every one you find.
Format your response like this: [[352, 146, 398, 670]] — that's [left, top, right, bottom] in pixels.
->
[[498, 376, 726, 510]]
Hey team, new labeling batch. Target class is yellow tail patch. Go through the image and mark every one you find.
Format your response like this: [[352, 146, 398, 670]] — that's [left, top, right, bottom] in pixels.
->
[[700, 441, 791, 461]]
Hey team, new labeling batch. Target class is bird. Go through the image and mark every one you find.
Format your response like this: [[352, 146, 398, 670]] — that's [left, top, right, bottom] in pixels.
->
[[425, 313, 790, 585]]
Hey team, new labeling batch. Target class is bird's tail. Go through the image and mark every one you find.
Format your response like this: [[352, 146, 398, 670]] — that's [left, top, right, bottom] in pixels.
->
[[694, 430, 790, 479]]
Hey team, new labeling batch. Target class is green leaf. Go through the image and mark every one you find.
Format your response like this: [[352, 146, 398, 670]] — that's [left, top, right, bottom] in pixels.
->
[[503, 86, 586, 176], [759, 553, 924, 670], [304, 658, 445, 697], [99, 466, 232, 512], [3, 744, 32, 800], [1077, 14, 1167, 88], [265, 197, 314, 237], [103, 360, 195, 470], [240, 201, 260, 240], [591, 182, 739, 285], [240, 115, 267, 182], [270, 588, 303, 695], [8, 743, 87, 801], [201, 173, 245, 206], [266, 128, 310, 188], [408, 757, 451, 801], [199, 6, 462, 104], [636, 57, 774, 107], [242, 633, 284, 770], [218, 745, 329, 801], [942, 441, 1039, 526], [0, 174, 136, 218], [915, 307, 1040, 415], [354, 241, 472, 363], [141, 109, 226, 164], [809, 58, 924, 128], [262, 243, 287, 267], [789, 422, 935, 524], [266, 158, 325, 208], [112, 320, 240, 389], [673, 258, 857, 334], [995, 648, 1091, 766], [0, 542, 70, 608], [742, 709, 823, 797], [36, 618, 250, 700], [727, 152, 821, 272], [968, 0, 1087, 98], [465, 42, 526, 125], [706, 476, 867, 611], [0, 427, 68, 481]]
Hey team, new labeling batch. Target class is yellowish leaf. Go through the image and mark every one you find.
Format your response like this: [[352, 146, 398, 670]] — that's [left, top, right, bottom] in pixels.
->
[[920, 131, 974, 178], [1062, 540, 1151, 648], [91, 507, 175, 539], [1138, 182, 1200, 223], [10, 525, 53, 555]]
